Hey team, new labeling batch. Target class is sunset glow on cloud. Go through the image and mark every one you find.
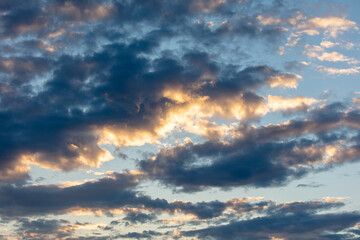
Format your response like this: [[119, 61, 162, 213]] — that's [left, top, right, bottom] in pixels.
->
[[0, 0, 360, 239]]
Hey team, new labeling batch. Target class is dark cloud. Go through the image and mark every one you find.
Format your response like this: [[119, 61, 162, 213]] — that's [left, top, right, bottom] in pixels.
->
[[2, 193, 358, 239], [0, 0, 306, 184], [15, 218, 74, 239], [140, 106, 360, 191], [0, 56, 51, 85], [183, 212, 360, 240], [0, 1, 359, 239], [0, 4, 49, 37], [0, 172, 138, 217], [0, 172, 256, 220], [123, 212, 157, 224], [116, 230, 162, 239], [0, 36, 296, 183]]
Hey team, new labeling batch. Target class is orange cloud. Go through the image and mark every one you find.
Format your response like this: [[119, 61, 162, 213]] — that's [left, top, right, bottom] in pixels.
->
[[267, 95, 317, 112]]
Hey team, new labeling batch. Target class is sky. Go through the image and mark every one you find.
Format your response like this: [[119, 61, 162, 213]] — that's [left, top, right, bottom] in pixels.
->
[[0, 0, 360, 239]]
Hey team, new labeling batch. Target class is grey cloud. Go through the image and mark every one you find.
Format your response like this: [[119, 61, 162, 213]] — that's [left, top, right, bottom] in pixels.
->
[[0, 172, 248, 220], [140, 106, 360, 191], [15, 218, 74, 240], [116, 230, 162, 239], [123, 212, 157, 224], [183, 212, 360, 240], [0, 38, 291, 183]]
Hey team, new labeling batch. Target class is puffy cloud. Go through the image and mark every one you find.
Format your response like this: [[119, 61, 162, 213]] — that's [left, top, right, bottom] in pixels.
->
[[268, 73, 301, 88], [305, 45, 357, 63], [267, 95, 317, 112], [0, 1, 359, 238], [297, 17, 358, 38], [0, 38, 304, 182], [320, 40, 340, 48]]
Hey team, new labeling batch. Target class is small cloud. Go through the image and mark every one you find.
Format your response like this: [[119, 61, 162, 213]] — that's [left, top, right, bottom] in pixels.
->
[[317, 65, 360, 75], [296, 183, 324, 188], [278, 46, 285, 55], [320, 40, 339, 48], [322, 197, 350, 203], [34, 177, 45, 183]]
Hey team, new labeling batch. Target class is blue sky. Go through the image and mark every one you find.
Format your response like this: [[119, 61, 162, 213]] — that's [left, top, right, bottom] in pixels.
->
[[0, 0, 360, 239]]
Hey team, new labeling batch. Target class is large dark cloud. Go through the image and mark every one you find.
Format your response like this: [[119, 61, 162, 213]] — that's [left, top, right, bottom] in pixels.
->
[[0, 35, 295, 183], [140, 106, 360, 191], [0, 172, 261, 220], [2, 169, 346, 226], [0, 1, 359, 239], [183, 212, 360, 240], [4, 198, 358, 240], [0, 0, 306, 184]]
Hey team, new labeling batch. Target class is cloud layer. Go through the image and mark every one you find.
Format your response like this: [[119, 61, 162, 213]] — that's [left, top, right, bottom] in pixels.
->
[[0, 0, 359, 239]]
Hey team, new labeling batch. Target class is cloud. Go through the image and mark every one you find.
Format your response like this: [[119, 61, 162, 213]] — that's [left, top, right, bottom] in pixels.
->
[[320, 41, 340, 48], [50, 0, 115, 22], [183, 211, 360, 240], [116, 230, 162, 239], [0, 172, 142, 217], [297, 17, 358, 38], [15, 218, 76, 239], [0, 1, 359, 238], [317, 65, 360, 75], [0, 5, 50, 37], [305, 45, 357, 63], [0, 171, 265, 220], [7, 195, 346, 239], [257, 16, 282, 26], [267, 73, 301, 88], [0, 38, 303, 182], [140, 104, 360, 191], [0, 0, 313, 185], [123, 212, 157, 224], [297, 183, 324, 188], [266, 95, 316, 112]]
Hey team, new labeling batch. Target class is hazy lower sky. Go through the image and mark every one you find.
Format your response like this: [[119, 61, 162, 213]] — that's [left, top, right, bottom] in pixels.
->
[[0, 0, 360, 239]]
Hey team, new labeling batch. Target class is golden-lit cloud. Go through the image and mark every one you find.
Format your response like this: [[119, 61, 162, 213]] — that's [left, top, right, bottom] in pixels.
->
[[97, 71, 305, 148], [0, 161, 30, 183], [257, 16, 282, 25], [322, 197, 350, 203], [267, 95, 317, 112], [19, 138, 113, 172], [317, 65, 360, 75], [284, 16, 358, 50], [268, 73, 301, 88], [47, 29, 66, 39]]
